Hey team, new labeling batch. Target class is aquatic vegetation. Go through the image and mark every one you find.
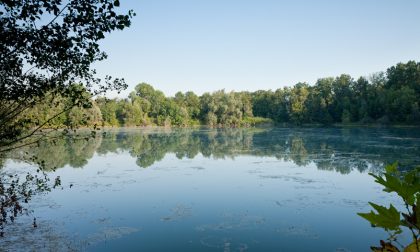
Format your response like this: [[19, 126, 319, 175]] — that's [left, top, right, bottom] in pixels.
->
[[1, 128, 419, 251], [0, 160, 61, 237]]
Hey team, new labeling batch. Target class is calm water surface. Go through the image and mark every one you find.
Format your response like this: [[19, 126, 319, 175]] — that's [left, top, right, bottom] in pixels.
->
[[2, 127, 420, 251]]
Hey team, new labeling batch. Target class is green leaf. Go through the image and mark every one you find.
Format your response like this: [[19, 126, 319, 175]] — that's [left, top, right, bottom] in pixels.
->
[[369, 168, 420, 205], [385, 162, 399, 174], [416, 194, 420, 228], [369, 172, 390, 191], [358, 203, 401, 231], [383, 173, 403, 192]]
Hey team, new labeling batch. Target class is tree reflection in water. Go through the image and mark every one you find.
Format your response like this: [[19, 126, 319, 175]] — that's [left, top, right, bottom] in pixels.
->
[[3, 127, 419, 174], [0, 127, 419, 245]]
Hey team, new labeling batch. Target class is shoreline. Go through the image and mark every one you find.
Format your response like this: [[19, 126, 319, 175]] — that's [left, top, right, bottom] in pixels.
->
[[43, 123, 420, 131]]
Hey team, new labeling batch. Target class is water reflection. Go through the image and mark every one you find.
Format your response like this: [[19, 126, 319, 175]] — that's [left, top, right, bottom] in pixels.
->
[[4, 127, 420, 174], [2, 127, 419, 252]]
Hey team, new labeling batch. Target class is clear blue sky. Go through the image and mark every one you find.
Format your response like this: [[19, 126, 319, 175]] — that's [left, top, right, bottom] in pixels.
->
[[95, 0, 420, 97]]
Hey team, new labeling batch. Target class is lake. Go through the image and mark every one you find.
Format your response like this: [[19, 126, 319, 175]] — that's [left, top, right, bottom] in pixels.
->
[[1, 127, 420, 251]]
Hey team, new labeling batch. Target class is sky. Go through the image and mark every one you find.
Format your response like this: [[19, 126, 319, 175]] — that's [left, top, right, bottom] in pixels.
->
[[94, 0, 420, 97]]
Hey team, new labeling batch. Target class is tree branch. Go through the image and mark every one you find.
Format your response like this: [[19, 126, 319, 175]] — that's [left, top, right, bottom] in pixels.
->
[[0, 104, 75, 151]]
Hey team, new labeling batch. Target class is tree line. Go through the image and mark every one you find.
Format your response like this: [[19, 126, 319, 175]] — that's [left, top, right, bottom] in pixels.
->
[[252, 60, 420, 125], [21, 60, 420, 128], [95, 83, 270, 127]]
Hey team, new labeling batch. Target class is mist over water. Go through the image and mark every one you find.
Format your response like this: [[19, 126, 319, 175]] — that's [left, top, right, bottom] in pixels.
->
[[2, 127, 419, 251]]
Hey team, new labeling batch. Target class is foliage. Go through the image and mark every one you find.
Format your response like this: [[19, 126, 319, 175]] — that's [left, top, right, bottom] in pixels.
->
[[0, 0, 135, 151], [0, 155, 62, 237], [250, 62, 420, 126], [95, 84, 268, 127], [358, 163, 420, 251], [95, 60, 420, 128], [10, 61, 420, 129], [0, 0, 134, 235]]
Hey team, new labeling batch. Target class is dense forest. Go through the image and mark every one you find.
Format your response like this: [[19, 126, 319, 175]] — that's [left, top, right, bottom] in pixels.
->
[[22, 61, 420, 127]]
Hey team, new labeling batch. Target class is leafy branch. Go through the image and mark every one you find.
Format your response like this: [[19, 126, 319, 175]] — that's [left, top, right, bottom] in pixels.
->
[[358, 163, 420, 252]]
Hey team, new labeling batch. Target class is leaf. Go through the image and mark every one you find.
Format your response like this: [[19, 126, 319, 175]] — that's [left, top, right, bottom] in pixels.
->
[[414, 194, 420, 229], [369, 168, 419, 205], [369, 172, 395, 193], [386, 162, 399, 174], [383, 173, 404, 192], [97, 31, 105, 39], [358, 203, 401, 231]]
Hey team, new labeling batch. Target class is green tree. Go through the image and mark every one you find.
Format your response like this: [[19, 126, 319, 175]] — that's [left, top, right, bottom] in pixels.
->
[[0, 0, 134, 150], [331, 75, 353, 122], [116, 99, 144, 126], [289, 83, 309, 124], [96, 97, 120, 126], [134, 83, 166, 123], [295, 78, 334, 124], [252, 90, 275, 119], [184, 91, 200, 120], [351, 77, 369, 122], [386, 61, 420, 96], [386, 86, 417, 123], [272, 88, 291, 123], [367, 72, 387, 121]]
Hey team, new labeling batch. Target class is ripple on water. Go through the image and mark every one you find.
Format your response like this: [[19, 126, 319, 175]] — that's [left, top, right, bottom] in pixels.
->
[[276, 224, 319, 239], [196, 212, 266, 232], [259, 175, 320, 185], [1, 218, 82, 252], [200, 236, 249, 252], [160, 203, 192, 222], [86, 226, 140, 245]]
